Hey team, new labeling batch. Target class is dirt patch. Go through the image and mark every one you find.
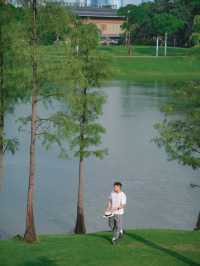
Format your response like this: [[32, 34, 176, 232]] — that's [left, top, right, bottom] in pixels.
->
[[173, 244, 200, 252]]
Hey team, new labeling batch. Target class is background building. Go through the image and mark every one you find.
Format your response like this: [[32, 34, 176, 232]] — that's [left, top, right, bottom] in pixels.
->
[[73, 6, 125, 39]]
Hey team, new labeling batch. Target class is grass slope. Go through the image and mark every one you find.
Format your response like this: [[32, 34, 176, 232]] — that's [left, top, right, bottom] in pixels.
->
[[0, 229, 200, 266], [112, 56, 200, 83], [40, 44, 200, 83], [98, 45, 200, 57], [98, 45, 200, 83]]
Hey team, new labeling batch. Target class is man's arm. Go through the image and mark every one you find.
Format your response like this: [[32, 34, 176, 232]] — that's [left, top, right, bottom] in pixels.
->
[[120, 203, 126, 209], [116, 193, 126, 210], [112, 203, 126, 211], [109, 201, 126, 211], [106, 198, 112, 211]]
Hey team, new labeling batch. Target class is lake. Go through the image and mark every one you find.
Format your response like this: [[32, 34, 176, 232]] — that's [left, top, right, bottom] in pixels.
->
[[0, 81, 199, 239]]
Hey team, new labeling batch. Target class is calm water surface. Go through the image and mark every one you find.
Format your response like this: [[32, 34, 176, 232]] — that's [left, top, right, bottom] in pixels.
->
[[0, 81, 199, 239]]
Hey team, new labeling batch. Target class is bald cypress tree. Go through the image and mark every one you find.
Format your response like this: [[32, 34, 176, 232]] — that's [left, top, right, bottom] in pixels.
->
[[46, 23, 110, 234], [22, 2, 73, 242], [74, 24, 109, 233], [23, 0, 38, 242]]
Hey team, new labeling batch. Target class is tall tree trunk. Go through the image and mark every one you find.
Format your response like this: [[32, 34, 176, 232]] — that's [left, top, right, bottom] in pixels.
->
[[74, 87, 87, 234], [74, 157, 86, 234], [127, 32, 132, 56], [164, 32, 168, 57], [194, 211, 200, 231], [173, 37, 176, 48], [24, 0, 37, 243], [0, 15, 4, 191], [156, 36, 159, 57], [0, 111, 4, 192]]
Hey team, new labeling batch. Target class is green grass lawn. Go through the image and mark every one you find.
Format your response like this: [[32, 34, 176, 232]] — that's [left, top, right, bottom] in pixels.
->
[[111, 56, 200, 83], [40, 44, 200, 84], [97, 45, 200, 57], [99, 45, 200, 83], [0, 229, 200, 266], [41, 44, 200, 57]]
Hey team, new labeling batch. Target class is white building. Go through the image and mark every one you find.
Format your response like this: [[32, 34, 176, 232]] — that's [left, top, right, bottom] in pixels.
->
[[58, 0, 123, 8]]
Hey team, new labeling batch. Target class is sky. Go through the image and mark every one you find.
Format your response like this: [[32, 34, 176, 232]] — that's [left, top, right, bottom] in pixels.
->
[[125, 0, 142, 4], [124, 0, 152, 5]]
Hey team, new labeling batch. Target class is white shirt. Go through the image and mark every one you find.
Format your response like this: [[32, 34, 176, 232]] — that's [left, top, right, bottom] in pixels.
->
[[109, 191, 127, 215]]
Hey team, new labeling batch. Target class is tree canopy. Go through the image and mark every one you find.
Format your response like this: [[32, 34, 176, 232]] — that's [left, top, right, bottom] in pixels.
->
[[154, 81, 200, 169], [118, 0, 200, 46]]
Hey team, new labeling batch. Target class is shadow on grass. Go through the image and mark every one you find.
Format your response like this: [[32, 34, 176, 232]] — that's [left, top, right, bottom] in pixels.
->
[[125, 232, 200, 266], [89, 232, 112, 244], [20, 257, 58, 266]]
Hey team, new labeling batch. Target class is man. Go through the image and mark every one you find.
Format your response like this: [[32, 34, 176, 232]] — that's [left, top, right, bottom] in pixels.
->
[[106, 181, 127, 245]]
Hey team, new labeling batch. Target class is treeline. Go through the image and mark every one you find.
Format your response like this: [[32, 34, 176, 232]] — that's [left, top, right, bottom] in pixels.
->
[[0, 0, 110, 242], [118, 0, 200, 47]]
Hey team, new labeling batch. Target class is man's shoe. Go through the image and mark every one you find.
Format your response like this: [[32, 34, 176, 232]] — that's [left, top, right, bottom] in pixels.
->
[[119, 230, 123, 239], [119, 232, 123, 239], [112, 238, 117, 245]]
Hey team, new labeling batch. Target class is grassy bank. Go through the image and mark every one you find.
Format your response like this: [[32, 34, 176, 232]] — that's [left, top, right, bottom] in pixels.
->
[[41, 44, 200, 83], [112, 56, 200, 83], [101, 45, 200, 83], [0, 229, 200, 266], [41, 44, 200, 58], [98, 45, 200, 57], [100, 45, 200, 83]]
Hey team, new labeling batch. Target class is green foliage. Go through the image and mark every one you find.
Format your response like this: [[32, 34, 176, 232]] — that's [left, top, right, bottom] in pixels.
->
[[154, 81, 200, 169], [193, 15, 200, 33], [67, 88, 108, 159], [21, 2, 73, 46], [37, 3, 74, 45], [45, 23, 110, 160], [118, 3, 154, 44], [118, 0, 200, 46], [191, 32, 200, 47], [191, 15, 200, 46], [67, 23, 110, 160], [16, 20, 110, 161], [152, 13, 184, 36], [70, 22, 100, 56], [3, 137, 19, 155], [0, 4, 29, 90], [15, 3, 78, 158], [0, 3, 29, 154]]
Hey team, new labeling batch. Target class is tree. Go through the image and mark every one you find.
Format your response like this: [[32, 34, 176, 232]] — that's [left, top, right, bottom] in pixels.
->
[[191, 15, 200, 47], [22, 2, 74, 242], [46, 23, 110, 234], [154, 0, 200, 46], [118, 3, 154, 47], [152, 13, 184, 56], [154, 81, 200, 169], [119, 1, 200, 47], [23, 0, 38, 243], [153, 81, 200, 229], [70, 23, 110, 234], [0, 2, 27, 185], [121, 20, 138, 56], [37, 3, 73, 45]]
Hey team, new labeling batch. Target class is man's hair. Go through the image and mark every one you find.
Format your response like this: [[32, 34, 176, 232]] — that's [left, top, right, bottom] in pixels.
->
[[114, 182, 122, 187]]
